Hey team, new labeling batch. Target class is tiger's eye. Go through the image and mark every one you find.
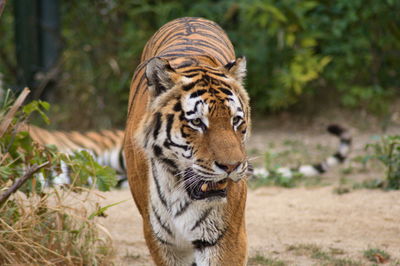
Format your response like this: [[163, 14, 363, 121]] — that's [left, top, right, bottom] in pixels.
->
[[233, 116, 241, 125], [191, 118, 202, 126]]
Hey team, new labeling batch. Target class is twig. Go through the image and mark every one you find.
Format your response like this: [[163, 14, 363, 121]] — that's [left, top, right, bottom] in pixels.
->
[[0, 161, 49, 204], [0, 87, 30, 138]]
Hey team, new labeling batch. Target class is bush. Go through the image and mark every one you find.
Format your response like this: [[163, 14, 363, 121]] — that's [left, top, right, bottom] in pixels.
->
[[0, 89, 116, 264], [365, 135, 400, 189]]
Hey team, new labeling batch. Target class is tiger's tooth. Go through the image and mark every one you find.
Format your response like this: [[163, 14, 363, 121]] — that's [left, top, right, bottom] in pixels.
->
[[201, 183, 208, 192], [216, 181, 228, 190], [219, 181, 228, 190]]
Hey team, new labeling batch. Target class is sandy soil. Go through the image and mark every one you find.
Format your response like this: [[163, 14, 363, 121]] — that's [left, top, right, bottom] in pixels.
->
[[96, 120, 400, 265], [97, 187, 400, 265]]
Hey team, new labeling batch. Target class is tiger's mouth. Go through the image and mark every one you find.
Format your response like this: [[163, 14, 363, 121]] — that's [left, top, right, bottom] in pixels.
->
[[183, 169, 228, 200], [187, 179, 228, 200]]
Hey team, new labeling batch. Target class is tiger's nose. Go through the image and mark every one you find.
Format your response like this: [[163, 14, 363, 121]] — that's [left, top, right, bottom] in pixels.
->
[[215, 162, 241, 173]]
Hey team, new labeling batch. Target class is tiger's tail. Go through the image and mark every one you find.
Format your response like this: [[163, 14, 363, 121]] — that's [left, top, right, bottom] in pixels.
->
[[252, 124, 352, 179]]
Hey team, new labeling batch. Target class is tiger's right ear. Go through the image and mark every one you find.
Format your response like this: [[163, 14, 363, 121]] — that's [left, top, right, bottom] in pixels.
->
[[146, 57, 177, 97]]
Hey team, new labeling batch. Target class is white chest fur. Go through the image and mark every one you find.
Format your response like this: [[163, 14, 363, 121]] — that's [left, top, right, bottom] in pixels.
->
[[148, 161, 227, 264]]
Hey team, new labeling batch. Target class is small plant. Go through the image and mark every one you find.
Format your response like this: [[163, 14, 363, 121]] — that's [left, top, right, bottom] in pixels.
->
[[287, 243, 322, 256], [364, 135, 400, 190], [363, 248, 390, 264], [248, 254, 286, 266], [287, 244, 362, 266]]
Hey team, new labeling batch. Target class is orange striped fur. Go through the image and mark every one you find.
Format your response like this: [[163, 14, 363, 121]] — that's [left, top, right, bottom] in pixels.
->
[[124, 17, 250, 265]]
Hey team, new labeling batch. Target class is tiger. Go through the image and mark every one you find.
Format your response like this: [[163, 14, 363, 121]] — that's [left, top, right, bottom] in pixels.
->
[[124, 17, 250, 266], [123, 17, 354, 266], [23, 124, 127, 186]]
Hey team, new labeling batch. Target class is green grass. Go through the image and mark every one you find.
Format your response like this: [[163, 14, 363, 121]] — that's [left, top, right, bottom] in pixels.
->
[[287, 244, 362, 266], [248, 254, 286, 266]]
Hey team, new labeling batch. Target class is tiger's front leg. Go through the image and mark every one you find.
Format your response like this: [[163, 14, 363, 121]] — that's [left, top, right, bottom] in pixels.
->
[[193, 238, 248, 266]]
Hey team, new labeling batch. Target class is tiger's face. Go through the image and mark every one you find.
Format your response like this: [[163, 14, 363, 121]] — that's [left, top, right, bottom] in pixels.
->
[[137, 57, 250, 200]]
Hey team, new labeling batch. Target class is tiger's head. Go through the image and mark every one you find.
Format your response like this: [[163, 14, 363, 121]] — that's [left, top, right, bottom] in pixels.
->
[[136, 57, 250, 200]]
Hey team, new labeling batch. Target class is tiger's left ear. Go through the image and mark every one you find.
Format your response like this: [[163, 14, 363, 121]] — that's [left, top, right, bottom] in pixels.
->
[[224, 56, 246, 83]]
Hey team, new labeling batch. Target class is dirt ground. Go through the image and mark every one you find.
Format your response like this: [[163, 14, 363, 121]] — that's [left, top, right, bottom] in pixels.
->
[[97, 115, 400, 265]]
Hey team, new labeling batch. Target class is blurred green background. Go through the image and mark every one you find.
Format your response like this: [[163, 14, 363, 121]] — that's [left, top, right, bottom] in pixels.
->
[[0, 0, 399, 129]]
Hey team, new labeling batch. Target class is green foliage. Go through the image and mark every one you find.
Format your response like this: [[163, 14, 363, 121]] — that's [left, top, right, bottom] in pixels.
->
[[364, 135, 400, 189], [0, 90, 117, 194], [250, 169, 303, 188], [363, 248, 390, 263], [0, 91, 116, 264], [59, 150, 117, 191], [22, 100, 50, 124], [88, 199, 128, 220], [1, 0, 399, 127]]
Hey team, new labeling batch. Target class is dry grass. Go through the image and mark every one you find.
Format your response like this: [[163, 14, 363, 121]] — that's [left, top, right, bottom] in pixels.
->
[[0, 187, 114, 265]]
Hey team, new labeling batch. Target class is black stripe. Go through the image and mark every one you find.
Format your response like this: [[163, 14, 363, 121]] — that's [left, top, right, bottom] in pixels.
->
[[164, 139, 188, 151], [192, 239, 217, 250], [161, 46, 209, 55], [153, 112, 162, 139], [184, 73, 199, 78], [191, 100, 203, 115], [220, 87, 233, 96], [333, 152, 346, 162], [127, 64, 146, 116], [196, 164, 213, 172], [151, 159, 168, 208], [195, 168, 216, 176], [182, 68, 204, 74], [224, 61, 236, 70], [209, 72, 226, 77], [161, 158, 178, 170], [219, 80, 232, 89], [313, 163, 326, 173], [183, 82, 197, 91], [160, 53, 206, 59], [190, 89, 207, 98], [171, 39, 230, 60], [173, 101, 182, 112], [181, 126, 190, 138], [153, 145, 163, 157], [152, 204, 173, 236], [175, 59, 197, 69], [118, 149, 125, 172], [191, 208, 213, 231], [192, 230, 225, 250], [166, 114, 174, 141], [175, 201, 191, 217]]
